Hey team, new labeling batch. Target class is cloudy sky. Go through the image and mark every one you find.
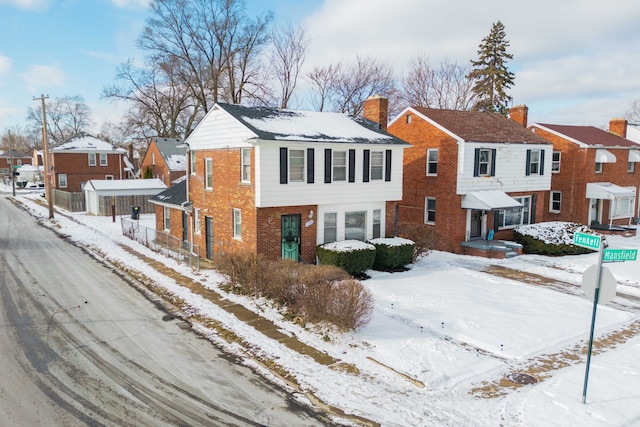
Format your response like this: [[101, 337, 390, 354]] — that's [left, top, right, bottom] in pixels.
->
[[1, 0, 640, 135]]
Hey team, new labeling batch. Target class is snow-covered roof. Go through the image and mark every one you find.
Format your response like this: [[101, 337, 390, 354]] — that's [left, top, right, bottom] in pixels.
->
[[84, 178, 166, 191], [52, 134, 127, 153], [150, 137, 186, 171], [218, 103, 409, 145]]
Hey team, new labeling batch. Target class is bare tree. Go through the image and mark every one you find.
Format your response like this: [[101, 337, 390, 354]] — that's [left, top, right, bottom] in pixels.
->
[[626, 98, 640, 123], [333, 56, 397, 116], [401, 55, 475, 110], [136, 0, 272, 113], [1, 126, 37, 153], [269, 23, 309, 108], [102, 58, 198, 139], [307, 63, 341, 112], [26, 94, 93, 145]]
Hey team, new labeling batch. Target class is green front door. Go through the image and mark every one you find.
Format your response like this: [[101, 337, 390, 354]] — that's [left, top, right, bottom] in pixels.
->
[[281, 214, 301, 261]]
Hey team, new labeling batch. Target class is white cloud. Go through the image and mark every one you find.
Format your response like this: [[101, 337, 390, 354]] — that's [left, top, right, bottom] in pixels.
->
[[302, 0, 640, 125], [0, 0, 50, 10], [0, 54, 11, 74], [22, 64, 65, 93], [109, 0, 150, 10]]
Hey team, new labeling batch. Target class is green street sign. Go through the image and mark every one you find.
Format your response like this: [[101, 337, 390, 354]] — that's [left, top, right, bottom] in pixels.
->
[[603, 248, 638, 263], [573, 232, 601, 251]]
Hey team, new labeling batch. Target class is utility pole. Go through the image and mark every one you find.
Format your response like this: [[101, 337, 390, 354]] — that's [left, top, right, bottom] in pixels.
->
[[8, 130, 15, 197], [34, 94, 54, 219]]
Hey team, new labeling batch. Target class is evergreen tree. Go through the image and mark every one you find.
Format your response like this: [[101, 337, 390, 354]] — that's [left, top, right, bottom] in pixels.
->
[[468, 21, 515, 115]]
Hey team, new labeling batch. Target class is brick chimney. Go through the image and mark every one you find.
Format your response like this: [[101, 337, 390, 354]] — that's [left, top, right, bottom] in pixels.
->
[[363, 95, 388, 131], [609, 118, 627, 138], [509, 105, 528, 127]]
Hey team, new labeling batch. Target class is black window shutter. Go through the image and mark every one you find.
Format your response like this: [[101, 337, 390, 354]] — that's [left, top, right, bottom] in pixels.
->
[[531, 194, 537, 223], [385, 150, 392, 182], [307, 148, 315, 183], [348, 149, 355, 182], [363, 149, 370, 182], [490, 149, 497, 176], [324, 148, 331, 183], [525, 149, 531, 176], [493, 210, 500, 232], [280, 147, 288, 184], [473, 148, 480, 177], [539, 150, 545, 175]]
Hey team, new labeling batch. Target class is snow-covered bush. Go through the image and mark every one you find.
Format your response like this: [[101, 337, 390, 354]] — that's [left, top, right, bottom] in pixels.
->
[[514, 222, 604, 256], [368, 237, 415, 271], [316, 240, 376, 276]]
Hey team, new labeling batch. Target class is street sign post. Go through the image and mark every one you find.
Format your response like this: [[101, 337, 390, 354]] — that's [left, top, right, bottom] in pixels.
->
[[603, 248, 638, 263]]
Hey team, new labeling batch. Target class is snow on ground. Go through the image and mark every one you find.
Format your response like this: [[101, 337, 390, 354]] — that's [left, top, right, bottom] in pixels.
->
[[5, 186, 640, 427]]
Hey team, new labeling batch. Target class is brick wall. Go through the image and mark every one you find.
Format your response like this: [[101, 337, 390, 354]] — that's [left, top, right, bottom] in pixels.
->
[[190, 147, 258, 257], [53, 152, 126, 192], [533, 126, 638, 225], [140, 142, 172, 185], [257, 205, 318, 262], [389, 110, 466, 252]]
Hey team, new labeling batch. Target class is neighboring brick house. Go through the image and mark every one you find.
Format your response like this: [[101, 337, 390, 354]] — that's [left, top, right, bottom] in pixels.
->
[[0, 149, 32, 181], [139, 137, 186, 186], [529, 119, 639, 230], [182, 101, 409, 262], [149, 178, 189, 245], [51, 134, 129, 192], [382, 104, 552, 256]]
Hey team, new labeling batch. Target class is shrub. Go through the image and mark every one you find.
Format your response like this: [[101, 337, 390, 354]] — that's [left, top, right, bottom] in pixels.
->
[[396, 223, 441, 261], [327, 280, 374, 331], [514, 222, 603, 256], [212, 251, 370, 331], [316, 240, 376, 276], [368, 237, 415, 271]]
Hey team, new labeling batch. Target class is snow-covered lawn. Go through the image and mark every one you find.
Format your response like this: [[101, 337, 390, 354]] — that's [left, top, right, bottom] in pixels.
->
[[7, 187, 640, 426]]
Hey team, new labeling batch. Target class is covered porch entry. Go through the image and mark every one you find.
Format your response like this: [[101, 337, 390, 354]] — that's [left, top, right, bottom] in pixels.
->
[[460, 190, 524, 258]]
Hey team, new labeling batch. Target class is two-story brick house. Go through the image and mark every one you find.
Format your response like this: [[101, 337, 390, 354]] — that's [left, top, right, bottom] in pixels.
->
[[51, 134, 129, 193], [529, 120, 639, 229], [182, 102, 409, 261], [0, 149, 32, 182], [381, 104, 552, 256], [139, 137, 186, 186]]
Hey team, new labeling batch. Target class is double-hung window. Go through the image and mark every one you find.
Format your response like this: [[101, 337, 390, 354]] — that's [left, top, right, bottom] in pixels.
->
[[550, 191, 562, 213], [205, 158, 213, 190], [425, 197, 436, 224], [233, 208, 242, 239], [324, 212, 337, 243], [552, 151, 561, 173], [426, 149, 438, 176], [474, 148, 496, 177], [190, 150, 196, 175], [164, 206, 170, 230], [88, 153, 97, 166], [194, 208, 201, 234], [372, 209, 381, 238], [289, 149, 305, 182], [333, 151, 347, 181], [370, 151, 384, 180], [241, 148, 251, 183], [526, 149, 544, 176], [595, 162, 603, 174], [99, 153, 108, 166], [58, 174, 67, 188]]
